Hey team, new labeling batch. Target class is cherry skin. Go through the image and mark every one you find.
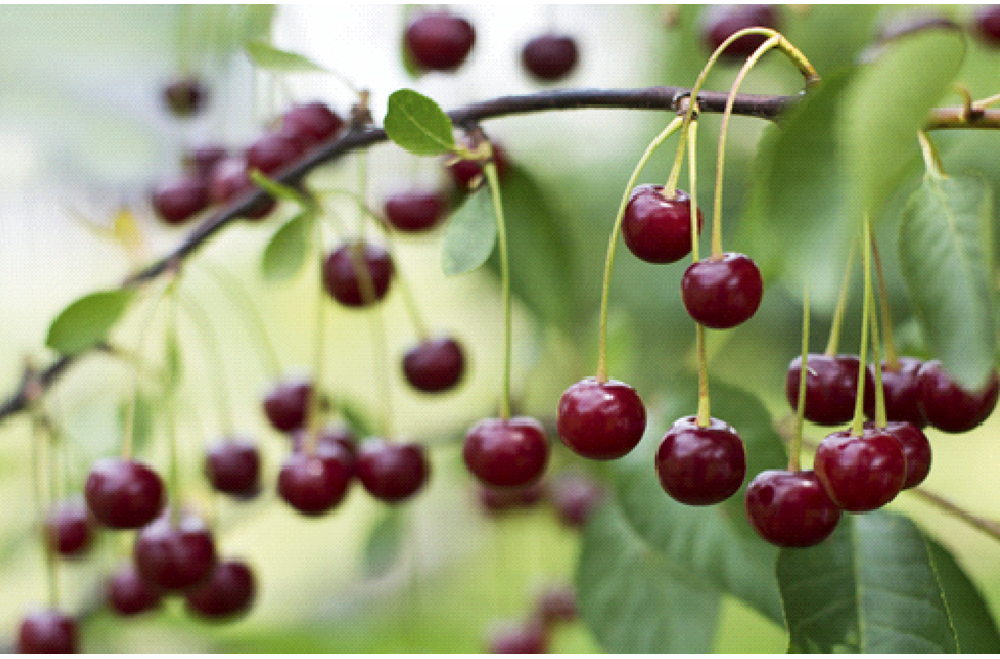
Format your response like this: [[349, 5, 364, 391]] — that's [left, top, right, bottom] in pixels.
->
[[163, 76, 208, 117], [245, 131, 306, 176], [384, 190, 449, 232], [205, 438, 261, 498], [464, 417, 550, 489], [152, 175, 210, 225], [17, 610, 78, 654], [785, 354, 871, 426], [744, 470, 841, 547], [702, 5, 780, 59], [185, 559, 257, 620], [85, 458, 165, 530], [536, 584, 578, 628], [549, 471, 604, 528], [478, 481, 547, 516], [556, 378, 646, 460], [291, 426, 358, 471], [447, 136, 509, 190], [813, 428, 906, 512], [322, 242, 395, 308], [281, 101, 344, 150], [356, 440, 430, 503], [45, 499, 94, 557], [864, 357, 928, 427], [206, 156, 276, 220], [404, 11, 476, 72], [402, 336, 466, 393], [262, 378, 312, 433], [866, 421, 932, 490], [655, 416, 746, 506], [108, 565, 162, 616], [916, 361, 1000, 433], [521, 33, 579, 81], [621, 185, 704, 264], [278, 440, 355, 515], [487, 620, 548, 654], [681, 253, 763, 329], [975, 5, 1000, 45], [185, 145, 228, 177], [133, 513, 218, 592]]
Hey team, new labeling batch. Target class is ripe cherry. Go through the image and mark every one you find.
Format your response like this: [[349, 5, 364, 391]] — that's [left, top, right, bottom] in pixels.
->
[[245, 131, 306, 176], [281, 101, 344, 150], [864, 357, 927, 427], [785, 354, 871, 426], [402, 336, 466, 393], [975, 5, 1000, 45], [521, 33, 579, 81], [322, 242, 395, 307], [262, 378, 312, 433], [404, 11, 476, 72], [866, 421, 932, 490], [356, 440, 430, 503], [556, 378, 646, 460], [133, 513, 218, 592], [744, 470, 841, 547], [17, 610, 78, 654], [916, 361, 999, 433], [184, 145, 228, 177], [292, 426, 358, 469], [478, 481, 547, 515], [205, 438, 261, 498], [536, 584, 578, 627], [185, 559, 257, 620], [448, 136, 509, 190], [621, 185, 704, 264], [44, 499, 94, 557], [85, 458, 165, 530], [549, 471, 604, 528], [814, 428, 906, 512], [152, 175, 210, 225], [655, 416, 746, 506], [278, 439, 355, 515], [108, 565, 162, 616], [464, 417, 550, 489], [701, 5, 780, 59], [487, 620, 548, 654], [384, 190, 449, 232], [163, 76, 208, 117], [206, 156, 276, 220], [681, 253, 763, 329]]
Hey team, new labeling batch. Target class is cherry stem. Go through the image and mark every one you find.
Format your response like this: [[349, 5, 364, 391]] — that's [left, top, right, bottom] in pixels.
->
[[686, 115, 700, 264], [305, 216, 327, 455], [824, 242, 856, 357], [484, 156, 512, 421], [165, 282, 182, 528], [790, 285, 810, 473], [869, 278, 887, 429], [869, 233, 898, 369], [918, 130, 946, 179], [850, 218, 873, 437], [177, 293, 236, 436], [370, 307, 395, 439], [596, 116, 684, 383], [30, 414, 60, 609], [695, 323, 711, 428]]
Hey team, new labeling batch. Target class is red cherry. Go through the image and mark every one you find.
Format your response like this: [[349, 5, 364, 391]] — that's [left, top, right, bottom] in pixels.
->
[[621, 185, 704, 264], [464, 417, 550, 489], [17, 610, 78, 654], [556, 378, 646, 460], [356, 440, 430, 503], [185, 559, 257, 620], [744, 470, 841, 547], [681, 253, 763, 329], [814, 428, 906, 512], [655, 416, 746, 506], [133, 513, 218, 592], [404, 11, 476, 72], [108, 565, 162, 616], [85, 458, 165, 530]]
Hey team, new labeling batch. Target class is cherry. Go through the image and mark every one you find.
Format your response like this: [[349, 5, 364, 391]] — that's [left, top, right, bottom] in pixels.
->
[[133, 513, 218, 592], [975, 5, 1000, 45], [487, 620, 548, 654], [402, 336, 466, 393], [404, 11, 476, 72], [281, 101, 344, 150], [655, 416, 746, 506], [185, 559, 256, 620], [556, 378, 646, 460], [549, 471, 604, 527], [85, 458, 165, 530], [448, 137, 509, 190], [701, 5, 780, 59], [278, 440, 355, 515], [681, 253, 763, 329], [464, 417, 550, 489], [384, 189, 449, 232], [262, 378, 312, 433], [521, 33, 579, 81], [785, 354, 871, 426], [44, 499, 94, 557], [108, 565, 162, 616], [205, 438, 261, 498], [184, 145, 228, 177], [916, 361, 1000, 433], [813, 428, 906, 512], [743, 470, 841, 547], [356, 440, 430, 503], [864, 357, 928, 427], [206, 156, 276, 220], [291, 426, 358, 469], [17, 610, 78, 654], [866, 420, 932, 490], [535, 584, 578, 627], [621, 185, 704, 264], [163, 76, 208, 117], [322, 242, 395, 307], [151, 175, 210, 225], [478, 481, 547, 515], [245, 131, 306, 176]]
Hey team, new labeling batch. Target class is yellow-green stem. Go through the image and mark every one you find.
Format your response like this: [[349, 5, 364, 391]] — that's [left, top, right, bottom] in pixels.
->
[[869, 280, 887, 429], [851, 218, 873, 437], [166, 285, 182, 527], [305, 216, 327, 455], [370, 307, 395, 439], [790, 285, 810, 473], [484, 158, 512, 420], [687, 117, 701, 264], [695, 323, 711, 427], [825, 242, 856, 357], [917, 130, 946, 179]]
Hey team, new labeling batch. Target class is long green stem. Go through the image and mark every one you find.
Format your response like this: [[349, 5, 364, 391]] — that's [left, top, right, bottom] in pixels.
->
[[851, 218, 873, 437], [178, 293, 236, 435], [869, 230, 898, 369], [695, 324, 711, 427], [166, 283, 182, 527], [483, 156, 512, 420], [687, 116, 700, 264], [305, 217, 326, 454], [825, 243, 856, 356], [790, 286, 810, 473], [869, 279, 887, 429]]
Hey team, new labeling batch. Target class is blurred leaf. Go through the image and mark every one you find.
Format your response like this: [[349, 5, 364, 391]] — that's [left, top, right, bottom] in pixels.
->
[[577, 501, 720, 652], [899, 174, 996, 390], [46, 289, 136, 355], [362, 508, 404, 577], [384, 89, 455, 156], [164, 326, 182, 391], [926, 536, 1000, 653], [441, 187, 496, 276], [777, 513, 958, 653], [782, 5, 881, 74], [248, 169, 305, 204], [261, 211, 314, 281], [337, 398, 376, 438], [244, 39, 327, 72]]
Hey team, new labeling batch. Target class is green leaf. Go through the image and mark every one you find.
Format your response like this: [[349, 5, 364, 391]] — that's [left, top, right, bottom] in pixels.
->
[[899, 175, 996, 390], [384, 89, 455, 156], [577, 501, 721, 653], [164, 327, 182, 391], [778, 512, 958, 653], [248, 169, 304, 204], [362, 508, 404, 577], [244, 39, 327, 73], [46, 289, 136, 355], [441, 187, 496, 276], [925, 537, 1000, 653], [842, 26, 965, 220], [261, 211, 314, 281]]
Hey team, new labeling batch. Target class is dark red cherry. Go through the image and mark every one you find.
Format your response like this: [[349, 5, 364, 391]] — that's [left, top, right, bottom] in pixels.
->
[[163, 76, 208, 117], [655, 416, 746, 506], [133, 514, 217, 592], [384, 190, 449, 232], [185, 559, 256, 620], [521, 33, 579, 81], [245, 131, 306, 176], [681, 253, 763, 329], [621, 185, 704, 264], [281, 101, 344, 149], [785, 354, 872, 426], [17, 610, 78, 654], [262, 378, 312, 433], [404, 11, 476, 72], [814, 428, 906, 512], [402, 336, 466, 393], [916, 361, 999, 433], [702, 5, 780, 59], [556, 378, 646, 460], [207, 156, 276, 220], [535, 584, 578, 627], [477, 481, 547, 515], [45, 499, 94, 557], [152, 175, 210, 225], [184, 145, 228, 177], [487, 620, 548, 654], [322, 242, 395, 307], [447, 137, 509, 190], [108, 565, 162, 616], [292, 426, 358, 467], [744, 470, 841, 547], [866, 420, 932, 489], [464, 417, 550, 489], [356, 440, 430, 503], [205, 438, 261, 498], [549, 471, 604, 528], [975, 5, 1000, 45], [85, 458, 165, 530], [864, 357, 927, 427], [278, 440, 355, 515]]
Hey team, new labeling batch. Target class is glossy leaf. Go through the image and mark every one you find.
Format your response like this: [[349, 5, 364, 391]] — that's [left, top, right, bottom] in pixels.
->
[[441, 187, 496, 276], [362, 508, 404, 577], [899, 174, 996, 390], [244, 39, 327, 72], [577, 500, 720, 653], [261, 211, 314, 281], [926, 536, 1000, 653], [384, 89, 455, 156], [46, 289, 136, 355], [778, 512, 958, 653]]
